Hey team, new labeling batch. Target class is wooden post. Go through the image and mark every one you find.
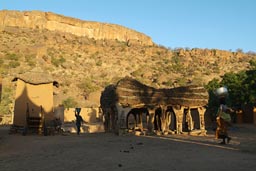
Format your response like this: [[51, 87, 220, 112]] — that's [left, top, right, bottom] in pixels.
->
[[147, 108, 155, 133], [160, 105, 170, 134], [198, 107, 207, 135], [186, 108, 194, 131], [172, 105, 184, 134]]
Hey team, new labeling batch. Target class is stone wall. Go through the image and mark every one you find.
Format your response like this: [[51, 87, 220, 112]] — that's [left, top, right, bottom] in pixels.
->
[[0, 10, 154, 46]]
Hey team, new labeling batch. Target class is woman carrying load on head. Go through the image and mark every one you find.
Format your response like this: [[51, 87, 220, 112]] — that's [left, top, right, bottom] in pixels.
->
[[215, 96, 233, 144], [75, 108, 84, 135], [214, 87, 234, 144]]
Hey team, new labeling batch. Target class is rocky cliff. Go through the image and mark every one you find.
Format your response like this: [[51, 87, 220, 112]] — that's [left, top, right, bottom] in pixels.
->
[[0, 10, 154, 46]]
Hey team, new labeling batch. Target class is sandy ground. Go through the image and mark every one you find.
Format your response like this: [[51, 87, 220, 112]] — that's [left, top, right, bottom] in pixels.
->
[[0, 124, 256, 171]]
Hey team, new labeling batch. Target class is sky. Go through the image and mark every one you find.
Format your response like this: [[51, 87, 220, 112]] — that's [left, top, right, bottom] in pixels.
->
[[0, 0, 256, 52]]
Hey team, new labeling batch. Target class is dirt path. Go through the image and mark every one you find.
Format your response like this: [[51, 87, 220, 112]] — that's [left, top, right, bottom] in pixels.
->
[[0, 124, 256, 171]]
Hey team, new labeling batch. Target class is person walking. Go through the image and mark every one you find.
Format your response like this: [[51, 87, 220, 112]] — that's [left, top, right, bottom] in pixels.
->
[[215, 97, 232, 144], [75, 108, 84, 135]]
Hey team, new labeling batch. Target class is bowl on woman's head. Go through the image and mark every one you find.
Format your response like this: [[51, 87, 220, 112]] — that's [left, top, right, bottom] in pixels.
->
[[215, 87, 228, 97]]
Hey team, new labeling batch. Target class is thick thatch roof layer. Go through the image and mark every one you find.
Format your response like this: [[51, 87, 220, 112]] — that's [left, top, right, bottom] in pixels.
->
[[100, 85, 117, 108], [101, 77, 209, 108]]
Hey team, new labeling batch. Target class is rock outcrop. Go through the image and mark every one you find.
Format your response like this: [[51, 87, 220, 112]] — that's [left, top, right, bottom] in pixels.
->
[[0, 10, 154, 46]]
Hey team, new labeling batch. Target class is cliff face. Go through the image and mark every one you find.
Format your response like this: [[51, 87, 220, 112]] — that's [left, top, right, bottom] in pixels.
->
[[0, 10, 154, 46]]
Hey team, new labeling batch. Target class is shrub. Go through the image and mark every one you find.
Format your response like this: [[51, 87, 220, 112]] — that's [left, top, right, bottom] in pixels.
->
[[77, 78, 98, 94], [140, 49, 145, 54], [9, 61, 20, 68], [51, 56, 66, 67], [25, 55, 36, 67], [96, 59, 102, 66], [0, 87, 14, 115], [62, 97, 78, 109], [6, 53, 20, 60], [236, 48, 243, 53], [0, 58, 4, 66], [131, 68, 143, 77], [176, 77, 187, 86]]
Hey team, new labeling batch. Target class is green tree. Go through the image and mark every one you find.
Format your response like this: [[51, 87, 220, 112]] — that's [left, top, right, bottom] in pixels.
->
[[249, 59, 256, 69], [221, 71, 247, 108], [205, 78, 220, 112], [206, 65, 256, 112], [236, 48, 243, 53], [243, 70, 256, 105]]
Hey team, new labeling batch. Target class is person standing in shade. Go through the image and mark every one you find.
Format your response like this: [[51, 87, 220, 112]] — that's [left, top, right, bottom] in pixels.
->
[[75, 108, 84, 135]]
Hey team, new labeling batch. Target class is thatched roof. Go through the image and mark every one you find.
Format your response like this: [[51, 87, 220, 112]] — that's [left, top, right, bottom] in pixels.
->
[[100, 84, 117, 108], [12, 68, 58, 86], [101, 77, 209, 108]]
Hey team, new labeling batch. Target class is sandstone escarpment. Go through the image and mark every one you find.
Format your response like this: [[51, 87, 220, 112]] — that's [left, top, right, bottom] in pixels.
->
[[0, 10, 154, 46]]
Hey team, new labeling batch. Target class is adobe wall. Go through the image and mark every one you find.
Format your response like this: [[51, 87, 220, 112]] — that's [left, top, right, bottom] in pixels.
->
[[13, 80, 54, 126], [63, 107, 102, 123]]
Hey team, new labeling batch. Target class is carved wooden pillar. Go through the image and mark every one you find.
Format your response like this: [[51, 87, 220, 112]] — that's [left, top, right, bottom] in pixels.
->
[[165, 110, 172, 133], [186, 108, 194, 131], [119, 110, 126, 129], [137, 111, 143, 131], [160, 105, 170, 133], [104, 108, 111, 132], [172, 106, 184, 134], [198, 107, 206, 135], [115, 103, 133, 133], [112, 106, 118, 133], [146, 113, 149, 127], [147, 108, 155, 132]]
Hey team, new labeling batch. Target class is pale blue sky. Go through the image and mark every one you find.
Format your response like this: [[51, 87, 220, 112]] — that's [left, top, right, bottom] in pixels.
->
[[0, 0, 255, 52]]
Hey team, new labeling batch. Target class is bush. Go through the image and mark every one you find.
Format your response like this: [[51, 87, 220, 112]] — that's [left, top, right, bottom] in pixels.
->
[[77, 78, 98, 94], [6, 53, 20, 60], [131, 68, 144, 77], [0, 87, 14, 115], [9, 61, 20, 68], [25, 55, 36, 67], [236, 48, 243, 53], [0, 58, 4, 66], [51, 56, 66, 67], [96, 59, 102, 66], [62, 97, 78, 109]]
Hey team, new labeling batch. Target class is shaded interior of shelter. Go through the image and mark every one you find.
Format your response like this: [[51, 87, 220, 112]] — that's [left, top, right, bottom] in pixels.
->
[[125, 106, 202, 132]]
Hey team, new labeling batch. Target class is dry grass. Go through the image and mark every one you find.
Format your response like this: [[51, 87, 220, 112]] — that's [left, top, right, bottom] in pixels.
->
[[0, 27, 255, 107]]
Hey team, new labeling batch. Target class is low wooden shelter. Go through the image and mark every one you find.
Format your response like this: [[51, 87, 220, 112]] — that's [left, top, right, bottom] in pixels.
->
[[101, 77, 209, 135], [12, 69, 58, 134]]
